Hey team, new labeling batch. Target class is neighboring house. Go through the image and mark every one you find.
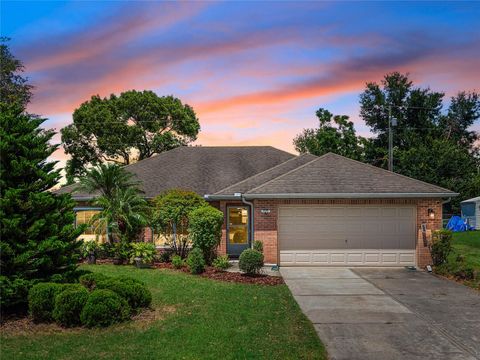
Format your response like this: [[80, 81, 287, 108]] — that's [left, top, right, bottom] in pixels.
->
[[57, 146, 457, 268], [461, 196, 480, 230]]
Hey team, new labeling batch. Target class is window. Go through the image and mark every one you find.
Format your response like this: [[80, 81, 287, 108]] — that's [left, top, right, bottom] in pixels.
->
[[228, 207, 249, 244], [75, 210, 104, 235]]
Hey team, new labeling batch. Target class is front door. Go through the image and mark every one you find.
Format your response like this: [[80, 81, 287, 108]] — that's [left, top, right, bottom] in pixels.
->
[[227, 206, 250, 257]]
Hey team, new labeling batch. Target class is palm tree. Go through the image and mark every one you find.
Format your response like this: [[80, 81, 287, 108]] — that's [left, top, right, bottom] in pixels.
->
[[79, 164, 149, 243], [78, 163, 138, 198], [91, 187, 150, 242]]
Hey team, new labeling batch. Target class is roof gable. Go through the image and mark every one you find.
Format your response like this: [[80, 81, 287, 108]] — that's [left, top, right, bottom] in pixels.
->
[[245, 152, 456, 197], [214, 153, 318, 195]]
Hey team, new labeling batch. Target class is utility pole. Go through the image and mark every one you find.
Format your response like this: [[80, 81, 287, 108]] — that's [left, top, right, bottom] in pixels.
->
[[388, 106, 393, 171]]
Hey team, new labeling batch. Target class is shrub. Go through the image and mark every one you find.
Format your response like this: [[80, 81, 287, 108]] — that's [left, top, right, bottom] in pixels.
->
[[79, 273, 108, 290], [80, 240, 98, 258], [239, 249, 264, 275], [97, 277, 151, 310], [253, 240, 263, 253], [159, 250, 172, 263], [153, 189, 208, 258], [186, 248, 205, 274], [212, 255, 230, 271], [0, 276, 31, 313], [172, 255, 184, 269], [130, 242, 157, 264], [188, 206, 224, 264], [80, 289, 130, 328], [430, 230, 453, 266], [53, 286, 89, 327], [97, 242, 115, 259], [28, 282, 64, 322]]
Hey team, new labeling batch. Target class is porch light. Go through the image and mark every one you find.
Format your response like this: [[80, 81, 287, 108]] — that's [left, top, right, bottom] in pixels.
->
[[428, 208, 435, 219]]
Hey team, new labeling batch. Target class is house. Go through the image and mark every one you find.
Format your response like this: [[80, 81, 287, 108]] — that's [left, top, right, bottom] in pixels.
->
[[461, 196, 480, 230], [57, 146, 458, 268]]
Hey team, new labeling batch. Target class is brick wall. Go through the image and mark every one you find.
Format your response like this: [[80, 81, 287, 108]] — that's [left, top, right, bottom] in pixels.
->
[[248, 198, 444, 267]]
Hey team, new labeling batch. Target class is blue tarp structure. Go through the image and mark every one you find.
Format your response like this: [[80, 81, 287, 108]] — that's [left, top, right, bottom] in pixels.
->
[[446, 216, 474, 232]]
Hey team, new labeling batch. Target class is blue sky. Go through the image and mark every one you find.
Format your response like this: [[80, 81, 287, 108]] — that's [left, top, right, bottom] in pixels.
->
[[2, 1, 479, 165]]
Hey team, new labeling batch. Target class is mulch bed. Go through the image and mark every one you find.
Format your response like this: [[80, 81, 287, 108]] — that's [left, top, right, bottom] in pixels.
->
[[0, 306, 175, 336], [153, 262, 284, 286]]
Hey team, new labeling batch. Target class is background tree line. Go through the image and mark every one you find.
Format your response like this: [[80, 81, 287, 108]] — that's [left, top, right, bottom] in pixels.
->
[[294, 72, 480, 212]]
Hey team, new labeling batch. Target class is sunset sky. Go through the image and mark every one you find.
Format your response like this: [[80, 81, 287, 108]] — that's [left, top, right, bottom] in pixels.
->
[[2, 1, 479, 170]]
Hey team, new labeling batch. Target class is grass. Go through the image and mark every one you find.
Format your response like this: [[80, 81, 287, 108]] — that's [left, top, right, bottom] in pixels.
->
[[438, 231, 480, 290], [451, 231, 480, 269], [0, 265, 326, 360]]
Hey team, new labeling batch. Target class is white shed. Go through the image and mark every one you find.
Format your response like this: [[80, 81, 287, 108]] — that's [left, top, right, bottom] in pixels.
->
[[461, 196, 480, 230]]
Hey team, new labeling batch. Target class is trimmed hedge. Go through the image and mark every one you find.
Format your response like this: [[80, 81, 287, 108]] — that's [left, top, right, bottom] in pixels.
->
[[239, 249, 264, 275], [53, 286, 89, 327], [97, 278, 151, 310], [80, 289, 130, 328], [28, 282, 64, 322]]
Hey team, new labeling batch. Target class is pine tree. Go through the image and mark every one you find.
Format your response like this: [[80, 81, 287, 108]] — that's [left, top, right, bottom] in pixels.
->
[[0, 41, 83, 313]]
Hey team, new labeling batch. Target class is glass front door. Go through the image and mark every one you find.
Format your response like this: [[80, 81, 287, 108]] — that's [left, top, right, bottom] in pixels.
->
[[227, 206, 250, 257]]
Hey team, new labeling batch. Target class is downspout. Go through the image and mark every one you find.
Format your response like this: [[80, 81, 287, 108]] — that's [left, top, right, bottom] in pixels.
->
[[241, 195, 254, 248]]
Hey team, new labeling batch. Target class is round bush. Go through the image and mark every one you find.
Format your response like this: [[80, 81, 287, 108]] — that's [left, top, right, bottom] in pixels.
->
[[97, 277, 151, 310], [187, 248, 205, 274], [79, 273, 109, 290], [28, 282, 64, 322], [53, 286, 89, 327], [80, 289, 130, 328], [239, 249, 264, 275], [171, 255, 184, 269]]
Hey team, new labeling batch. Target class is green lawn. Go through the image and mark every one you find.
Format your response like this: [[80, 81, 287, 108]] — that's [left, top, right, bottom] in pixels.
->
[[1, 265, 326, 360], [443, 231, 480, 289], [451, 231, 480, 269]]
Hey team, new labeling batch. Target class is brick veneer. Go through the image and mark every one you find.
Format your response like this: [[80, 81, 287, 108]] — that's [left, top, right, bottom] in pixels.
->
[[217, 198, 443, 268]]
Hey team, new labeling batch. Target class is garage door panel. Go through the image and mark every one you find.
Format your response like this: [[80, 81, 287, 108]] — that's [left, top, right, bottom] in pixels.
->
[[279, 205, 416, 266]]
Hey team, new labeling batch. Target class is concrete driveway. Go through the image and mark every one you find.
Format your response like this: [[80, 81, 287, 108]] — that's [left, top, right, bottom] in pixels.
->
[[280, 267, 480, 360]]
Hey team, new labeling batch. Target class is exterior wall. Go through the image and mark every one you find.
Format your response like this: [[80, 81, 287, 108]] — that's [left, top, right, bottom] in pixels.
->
[[248, 198, 443, 267]]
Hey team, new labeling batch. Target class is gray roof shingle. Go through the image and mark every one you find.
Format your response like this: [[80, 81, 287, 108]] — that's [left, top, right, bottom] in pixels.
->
[[214, 154, 318, 195], [55, 146, 294, 199], [244, 152, 457, 197]]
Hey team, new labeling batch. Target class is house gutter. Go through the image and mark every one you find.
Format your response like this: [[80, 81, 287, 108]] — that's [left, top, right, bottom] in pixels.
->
[[240, 192, 459, 200]]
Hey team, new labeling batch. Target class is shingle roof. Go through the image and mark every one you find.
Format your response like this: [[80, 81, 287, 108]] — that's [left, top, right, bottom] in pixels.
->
[[55, 146, 294, 199], [214, 154, 318, 195], [243, 152, 457, 197]]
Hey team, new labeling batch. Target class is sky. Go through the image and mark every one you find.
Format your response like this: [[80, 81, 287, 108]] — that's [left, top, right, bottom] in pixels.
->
[[2, 1, 479, 172]]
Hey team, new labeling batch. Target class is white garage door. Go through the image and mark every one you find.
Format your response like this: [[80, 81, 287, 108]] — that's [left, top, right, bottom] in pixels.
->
[[279, 205, 416, 266]]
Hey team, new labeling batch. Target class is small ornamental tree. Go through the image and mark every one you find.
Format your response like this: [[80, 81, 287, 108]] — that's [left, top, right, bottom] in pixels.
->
[[189, 206, 224, 264], [0, 104, 84, 312], [153, 189, 207, 258]]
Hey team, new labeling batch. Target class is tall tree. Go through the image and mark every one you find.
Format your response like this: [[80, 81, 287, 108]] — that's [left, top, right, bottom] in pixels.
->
[[294, 108, 362, 159], [359, 72, 444, 167], [0, 38, 33, 109], [61, 90, 200, 183], [0, 103, 84, 312], [359, 72, 480, 211]]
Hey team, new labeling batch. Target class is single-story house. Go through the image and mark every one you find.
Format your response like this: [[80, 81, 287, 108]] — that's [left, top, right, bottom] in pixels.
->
[[57, 146, 458, 268]]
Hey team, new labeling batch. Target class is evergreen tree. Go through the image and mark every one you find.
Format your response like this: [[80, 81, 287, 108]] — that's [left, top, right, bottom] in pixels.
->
[[0, 43, 83, 313]]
